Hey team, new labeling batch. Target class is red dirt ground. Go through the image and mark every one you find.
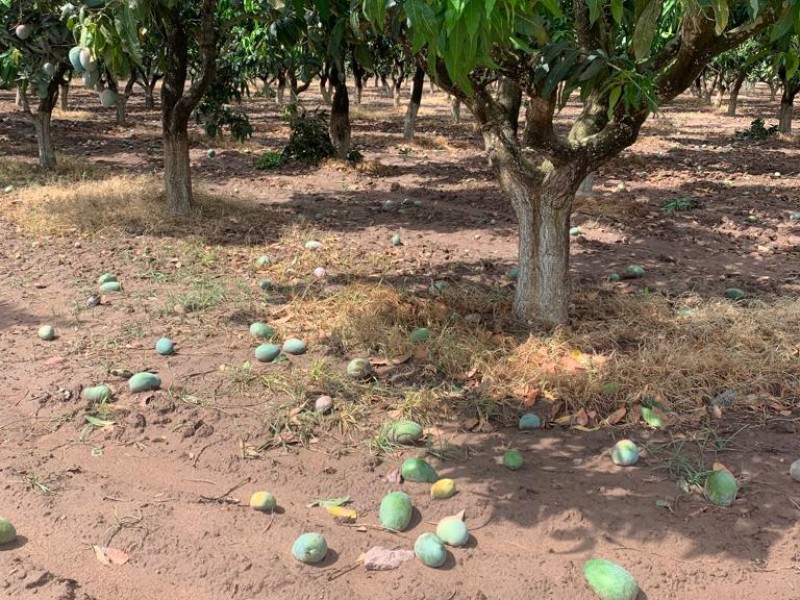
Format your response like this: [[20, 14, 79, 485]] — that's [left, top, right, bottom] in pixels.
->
[[1, 82, 800, 599]]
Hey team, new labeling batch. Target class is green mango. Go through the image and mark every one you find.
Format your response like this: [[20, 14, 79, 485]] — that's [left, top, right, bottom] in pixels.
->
[[584, 558, 639, 600]]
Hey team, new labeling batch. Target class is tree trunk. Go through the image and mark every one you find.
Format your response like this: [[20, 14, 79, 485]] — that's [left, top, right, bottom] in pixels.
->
[[276, 71, 286, 105], [160, 0, 218, 214], [501, 163, 579, 325], [329, 64, 351, 159], [727, 73, 746, 116], [769, 82, 778, 102], [320, 69, 331, 104], [393, 80, 402, 107], [60, 83, 69, 110], [33, 111, 57, 171], [713, 85, 725, 109], [163, 128, 192, 213], [701, 74, 712, 104], [451, 98, 461, 124], [15, 86, 22, 107], [352, 52, 365, 106], [497, 78, 522, 136], [779, 96, 794, 134], [403, 66, 425, 141], [577, 172, 595, 196], [144, 79, 156, 109]]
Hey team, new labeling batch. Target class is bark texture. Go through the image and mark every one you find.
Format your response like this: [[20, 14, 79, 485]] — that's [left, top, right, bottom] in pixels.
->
[[403, 66, 425, 141], [329, 63, 351, 159]]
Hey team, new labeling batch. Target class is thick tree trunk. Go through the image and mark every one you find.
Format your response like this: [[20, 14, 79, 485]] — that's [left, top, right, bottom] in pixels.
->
[[163, 129, 192, 213], [501, 163, 580, 325], [329, 64, 351, 159], [403, 66, 425, 141], [33, 111, 57, 171], [727, 74, 746, 116]]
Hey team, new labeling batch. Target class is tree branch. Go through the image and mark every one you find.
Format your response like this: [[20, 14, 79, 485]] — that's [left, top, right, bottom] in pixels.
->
[[173, 0, 218, 125]]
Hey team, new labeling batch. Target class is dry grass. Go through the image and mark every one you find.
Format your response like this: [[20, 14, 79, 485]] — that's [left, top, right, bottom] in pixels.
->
[[412, 134, 452, 151], [0, 155, 98, 188], [2, 173, 290, 242], [286, 281, 800, 420], [351, 105, 401, 121], [574, 194, 652, 220]]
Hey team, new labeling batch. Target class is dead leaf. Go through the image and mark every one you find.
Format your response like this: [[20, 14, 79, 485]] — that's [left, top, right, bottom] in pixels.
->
[[462, 418, 480, 431], [478, 421, 494, 433], [385, 469, 402, 484], [605, 407, 627, 425], [93, 546, 129, 566], [576, 408, 589, 427], [549, 401, 564, 419]]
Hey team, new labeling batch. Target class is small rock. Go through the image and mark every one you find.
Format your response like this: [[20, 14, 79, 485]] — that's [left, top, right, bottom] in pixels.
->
[[363, 547, 416, 571]]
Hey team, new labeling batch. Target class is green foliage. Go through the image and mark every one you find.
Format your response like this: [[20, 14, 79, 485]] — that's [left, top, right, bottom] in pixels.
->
[[661, 196, 698, 213], [281, 104, 335, 164], [255, 151, 285, 170], [735, 118, 778, 139]]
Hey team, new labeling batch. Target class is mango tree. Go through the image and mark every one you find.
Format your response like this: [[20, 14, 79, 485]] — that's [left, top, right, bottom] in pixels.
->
[[0, 0, 73, 170], [366, 0, 797, 324], [772, 34, 800, 133], [79, 0, 221, 213]]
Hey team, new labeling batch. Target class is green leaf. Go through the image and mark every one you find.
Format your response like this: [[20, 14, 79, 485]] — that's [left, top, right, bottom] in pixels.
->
[[579, 55, 606, 81], [611, 0, 624, 23], [306, 496, 351, 507], [542, 48, 580, 97], [586, 0, 600, 24], [405, 0, 438, 43], [632, 0, 661, 61], [710, 0, 729, 34], [85, 415, 116, 427], [607, 85, 622, 119]]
